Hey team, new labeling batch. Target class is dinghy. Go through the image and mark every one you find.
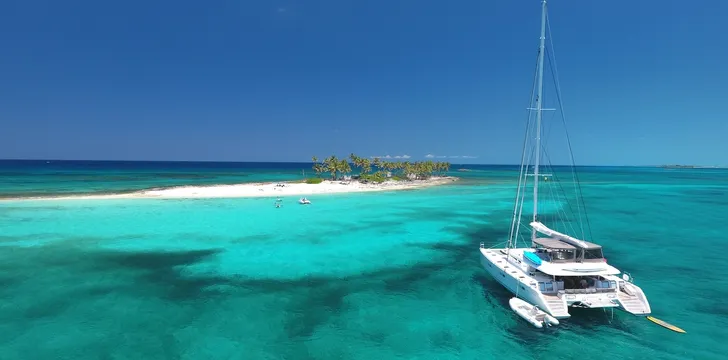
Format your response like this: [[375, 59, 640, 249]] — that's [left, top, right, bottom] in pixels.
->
[[509, 297, 559, 328], [298, 198, 311, 205]]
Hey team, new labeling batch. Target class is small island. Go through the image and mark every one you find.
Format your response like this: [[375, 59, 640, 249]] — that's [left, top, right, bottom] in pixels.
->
[[659, 165, 699, 169], [6, 154, 457, 201], [658, 164, 723, 169], [307, 153, 452, 184]]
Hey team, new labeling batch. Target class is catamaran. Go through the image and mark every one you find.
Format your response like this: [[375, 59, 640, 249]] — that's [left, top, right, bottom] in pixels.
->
[[479, 0, 651, 324]]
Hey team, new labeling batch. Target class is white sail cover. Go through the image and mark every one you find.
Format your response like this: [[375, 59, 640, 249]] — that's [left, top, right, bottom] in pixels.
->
[[530, 221, 593, 248]]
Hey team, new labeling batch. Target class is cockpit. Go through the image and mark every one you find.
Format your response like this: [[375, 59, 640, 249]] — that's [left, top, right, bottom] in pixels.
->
[[533, 237, 605, 263]]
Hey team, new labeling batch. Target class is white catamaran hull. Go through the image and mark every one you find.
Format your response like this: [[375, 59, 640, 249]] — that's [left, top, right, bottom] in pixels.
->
[[480, 245, 651, 318], [479, 247, 570, 319]]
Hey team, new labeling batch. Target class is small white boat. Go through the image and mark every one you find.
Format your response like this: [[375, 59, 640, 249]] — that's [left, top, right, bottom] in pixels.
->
[[298, 197, 311, 205], [509, 297, 559, 328]]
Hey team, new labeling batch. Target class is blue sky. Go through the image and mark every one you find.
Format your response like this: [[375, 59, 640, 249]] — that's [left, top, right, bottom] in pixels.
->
[[0, 0, 725, 165]]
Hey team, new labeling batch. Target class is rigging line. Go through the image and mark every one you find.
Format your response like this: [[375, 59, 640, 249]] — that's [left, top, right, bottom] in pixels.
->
[[514, 141, 533, 248], [541, 26, 583, 238], [509, 104, 537, 249], [538, 59, 557, 150], [538, 46, 573, 233], [515, 142, 536, 248], [542, 160, 573, 236], [548, 171, 578, 238], [508, 51, 541, 249], [531, 15, 572, 232], [541, 148, 576, 218], [545, 16, 590, 241], [541, 146, 582, 237], [543, 12, 585, 237], [515, 140, 536, 248], [539, 49, 560, 151], [542, 107, 559, 150], [487, 240, 510, 249], [541, 161, 569, 232], [510, 120, 533, 249], [544, 47, 586, 239], [540, 150, 577, 235], [545, 13, 594, 241], [542, 131, 577, 234]]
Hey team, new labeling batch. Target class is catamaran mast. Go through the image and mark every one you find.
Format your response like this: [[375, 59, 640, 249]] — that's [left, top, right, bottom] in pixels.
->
[[532, 0, 547, 243]]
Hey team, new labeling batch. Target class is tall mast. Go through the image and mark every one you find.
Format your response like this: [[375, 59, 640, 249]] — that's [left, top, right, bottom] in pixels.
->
[[532, 0, 547, 243]]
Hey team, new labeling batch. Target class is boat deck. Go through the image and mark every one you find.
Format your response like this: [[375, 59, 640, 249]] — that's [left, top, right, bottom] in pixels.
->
[[543, 294, 570, 317], [617, 289, 650, 315]]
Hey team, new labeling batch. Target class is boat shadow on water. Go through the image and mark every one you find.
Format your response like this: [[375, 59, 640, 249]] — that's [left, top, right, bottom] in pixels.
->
[[472, 273, 558, 343], [471, 273, 635, 337]]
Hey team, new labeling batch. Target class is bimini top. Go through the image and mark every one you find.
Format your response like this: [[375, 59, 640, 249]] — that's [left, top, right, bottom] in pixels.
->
[[535, 260, 622, 276], [530, 221, 602, 250], [528, 222, 619, 276], [533, 237, 575, 250]]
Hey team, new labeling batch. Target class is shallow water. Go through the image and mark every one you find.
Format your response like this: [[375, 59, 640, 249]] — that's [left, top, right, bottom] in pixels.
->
[[0, 160, 311, 198], [0, 162, 725, 359]]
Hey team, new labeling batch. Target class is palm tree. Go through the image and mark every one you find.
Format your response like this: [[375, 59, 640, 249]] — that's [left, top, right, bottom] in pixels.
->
[[349, 153, 364, 175], [312, 153, 450, 182], [323, 155, 339, 180], [311, 156, 325, 177], [361, 158, 372, 175], [373, 158, 382, 173], [401, 162, 413, 179], [423, 160, 435, 179], [339, 158, 352, 178]]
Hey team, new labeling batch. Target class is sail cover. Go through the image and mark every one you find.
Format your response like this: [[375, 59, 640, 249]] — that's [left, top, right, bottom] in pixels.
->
[[530, 222, 601, 249]]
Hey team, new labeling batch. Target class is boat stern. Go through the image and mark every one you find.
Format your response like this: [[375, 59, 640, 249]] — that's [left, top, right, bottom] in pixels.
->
[[616, 281, 652, 316]]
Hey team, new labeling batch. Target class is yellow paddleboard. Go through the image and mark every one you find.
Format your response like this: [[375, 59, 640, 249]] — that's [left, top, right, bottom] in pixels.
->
[[647, 316, 686, 333]]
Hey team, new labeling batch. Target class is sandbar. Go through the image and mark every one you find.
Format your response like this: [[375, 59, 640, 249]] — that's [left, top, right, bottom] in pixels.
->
[[1, 176, 459, 201]]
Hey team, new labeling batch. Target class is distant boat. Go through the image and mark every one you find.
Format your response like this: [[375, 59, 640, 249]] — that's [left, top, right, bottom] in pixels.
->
[[479, 0, 651, 324], [298, 197, 311, 205]]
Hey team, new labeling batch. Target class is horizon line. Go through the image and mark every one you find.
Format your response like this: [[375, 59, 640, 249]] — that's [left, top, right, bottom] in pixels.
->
[[0, 158, 721, 168]]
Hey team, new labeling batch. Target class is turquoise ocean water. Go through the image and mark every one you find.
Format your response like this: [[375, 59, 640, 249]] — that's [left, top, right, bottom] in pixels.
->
[[0, 160, 726, 359]]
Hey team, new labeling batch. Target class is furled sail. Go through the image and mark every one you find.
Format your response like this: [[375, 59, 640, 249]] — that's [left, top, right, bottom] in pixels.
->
[[530, 221, 590, 248]]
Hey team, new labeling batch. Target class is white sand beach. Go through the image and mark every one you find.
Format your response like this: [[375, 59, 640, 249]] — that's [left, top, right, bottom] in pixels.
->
[[5, 176, 458, 201]]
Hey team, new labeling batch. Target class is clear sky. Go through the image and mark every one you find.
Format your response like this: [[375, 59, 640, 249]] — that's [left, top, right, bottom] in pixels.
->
[[1, 0, 725, 165]]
